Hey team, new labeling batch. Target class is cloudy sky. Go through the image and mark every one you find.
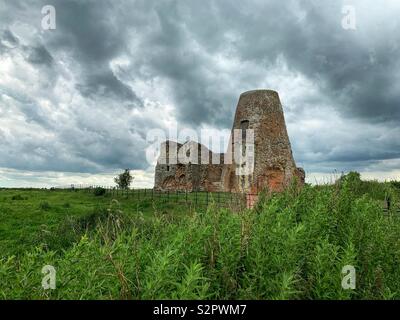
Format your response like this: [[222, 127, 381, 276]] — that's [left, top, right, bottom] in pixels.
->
[[0, 0, 399, 188]]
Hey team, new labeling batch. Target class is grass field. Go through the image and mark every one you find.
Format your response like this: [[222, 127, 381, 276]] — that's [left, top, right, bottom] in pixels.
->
[[0, 188, 196, 257], [1, 173, 400, 300]]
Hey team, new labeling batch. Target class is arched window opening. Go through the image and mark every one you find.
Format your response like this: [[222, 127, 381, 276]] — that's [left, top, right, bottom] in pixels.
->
[[240, 120, 249, 140]]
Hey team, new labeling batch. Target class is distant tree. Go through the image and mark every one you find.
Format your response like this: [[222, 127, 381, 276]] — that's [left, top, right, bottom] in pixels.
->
[[94, 187, 106, 196], [114, 169, 134, 189]]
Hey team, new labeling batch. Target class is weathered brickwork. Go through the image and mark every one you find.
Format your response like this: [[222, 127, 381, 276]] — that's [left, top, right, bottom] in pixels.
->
[[154, 141, 224, 192], [154, 90, 305, 193]]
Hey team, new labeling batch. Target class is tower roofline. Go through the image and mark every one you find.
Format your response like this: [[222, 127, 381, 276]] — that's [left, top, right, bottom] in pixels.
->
[[239, 89, 279, 97]]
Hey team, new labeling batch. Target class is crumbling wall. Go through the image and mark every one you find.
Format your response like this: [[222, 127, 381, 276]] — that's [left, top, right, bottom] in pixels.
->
[[154, 90, 305, 194], [154, 141, 225, 192]]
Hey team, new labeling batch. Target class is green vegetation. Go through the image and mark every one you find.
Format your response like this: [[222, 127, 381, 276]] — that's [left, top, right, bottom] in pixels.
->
[[93, 187, 106, 197], [0, 174, 399, 300], [0, 189, 189, 257], [392, 181, 400, 190], [114, 169, 134, 189]]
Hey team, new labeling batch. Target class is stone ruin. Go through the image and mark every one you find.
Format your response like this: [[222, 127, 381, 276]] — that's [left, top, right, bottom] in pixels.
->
[[154, 90, 305, 194]]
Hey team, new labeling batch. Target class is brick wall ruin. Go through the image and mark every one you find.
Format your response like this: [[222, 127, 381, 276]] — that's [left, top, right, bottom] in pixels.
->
[[154, 141, 225, 192], [154, 90, 305, 194]]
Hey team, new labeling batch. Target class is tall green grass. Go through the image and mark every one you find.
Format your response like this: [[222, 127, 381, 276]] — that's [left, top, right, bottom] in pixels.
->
[[0, 176, 399, 300]]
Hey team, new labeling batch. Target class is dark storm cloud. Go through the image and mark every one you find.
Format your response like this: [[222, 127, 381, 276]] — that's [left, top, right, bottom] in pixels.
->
[[0, 0, 399, 181], [24, 44, 53, 65], [0, 0, 147, 174], [107, 0, 400, 128], [0, 29, 54, 69], [76, 70, 141, 103], [1, 29, 19, 48], [45, 0, 126, 64], [178, 1, 400, 125], [41, 0, 143, 105], [278, 4, 400, 124]]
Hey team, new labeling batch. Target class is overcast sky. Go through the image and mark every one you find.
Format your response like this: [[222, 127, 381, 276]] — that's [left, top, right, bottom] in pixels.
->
[[0, 0, 399, 187]]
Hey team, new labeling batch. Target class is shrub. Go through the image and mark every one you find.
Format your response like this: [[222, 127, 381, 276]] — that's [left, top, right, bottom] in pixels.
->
[[33, 201, 128, 253], [391, 181, 400, 190], [93, 187, 106, 197], [39, 201, 51, 210], [11, 194, 25, 201]]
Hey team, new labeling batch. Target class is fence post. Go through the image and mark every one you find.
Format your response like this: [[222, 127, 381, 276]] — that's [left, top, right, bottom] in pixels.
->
[[206, 192, 209, 207], [185, 190, 188, 203]]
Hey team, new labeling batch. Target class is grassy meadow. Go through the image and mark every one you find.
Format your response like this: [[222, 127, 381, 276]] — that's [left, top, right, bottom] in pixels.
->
[[0, 173, 400, 300]]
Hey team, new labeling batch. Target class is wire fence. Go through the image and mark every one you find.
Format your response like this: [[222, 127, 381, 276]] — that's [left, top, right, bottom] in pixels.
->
[[88, 187, 253, 210], [52, 185, 400, 213]]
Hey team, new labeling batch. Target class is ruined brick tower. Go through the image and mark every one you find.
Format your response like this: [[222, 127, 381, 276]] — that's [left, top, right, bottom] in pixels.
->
[[154, 89, 304, 193], [221, 90, 305, 193]]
